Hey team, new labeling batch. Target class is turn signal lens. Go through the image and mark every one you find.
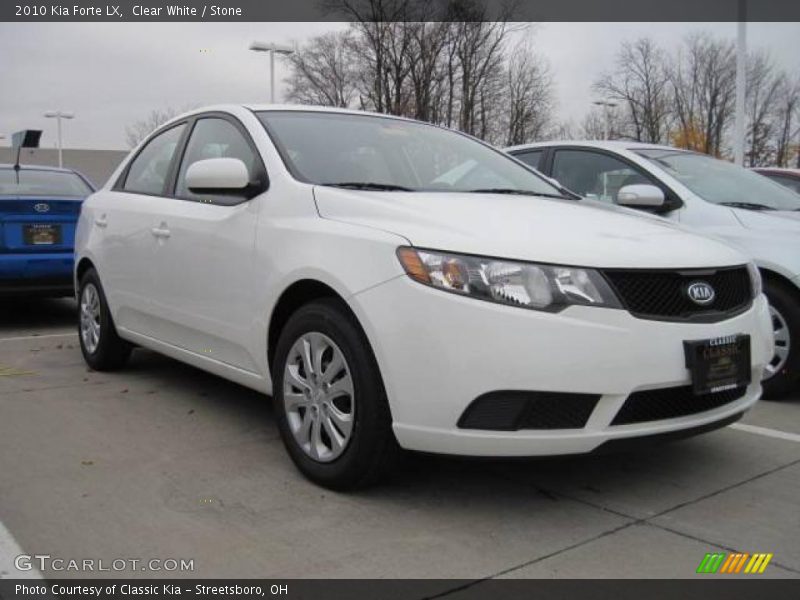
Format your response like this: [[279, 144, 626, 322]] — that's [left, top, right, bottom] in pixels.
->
[[397, 247, 431, 284], [396, 247, 621, 312]]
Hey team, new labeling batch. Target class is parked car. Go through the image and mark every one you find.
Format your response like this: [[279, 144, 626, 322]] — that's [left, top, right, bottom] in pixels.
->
[[507, 141, 800, 398], [75, 106, 772, 489], [752, 168, 800, 195], [0, 163, 94, 296]]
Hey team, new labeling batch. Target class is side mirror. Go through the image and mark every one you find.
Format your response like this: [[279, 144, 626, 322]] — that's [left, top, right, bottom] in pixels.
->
[[186, 158, 250, 195], [616, 184, 665, 208]]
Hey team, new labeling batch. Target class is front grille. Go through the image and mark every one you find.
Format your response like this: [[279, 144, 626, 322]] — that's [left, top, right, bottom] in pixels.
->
[[602, 266, 752, 322], [611, 385, 747, 425], [458, 391, 600, 431]]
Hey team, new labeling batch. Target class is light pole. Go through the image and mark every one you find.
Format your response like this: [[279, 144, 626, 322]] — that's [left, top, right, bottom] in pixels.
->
[[734, 1, 747, 166], [593, 100, 618, 140], [249, 41, 295, 103], [44, 110, 75, 168]]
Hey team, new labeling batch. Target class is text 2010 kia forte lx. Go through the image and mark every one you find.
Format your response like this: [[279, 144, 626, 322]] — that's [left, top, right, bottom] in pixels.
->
[[75, 106, 773, 489]]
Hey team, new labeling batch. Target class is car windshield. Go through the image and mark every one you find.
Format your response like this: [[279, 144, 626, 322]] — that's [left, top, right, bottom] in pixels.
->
[[0, 168, 93, 197], [636, 149, 800, 211], [257, 111, 564, 197]]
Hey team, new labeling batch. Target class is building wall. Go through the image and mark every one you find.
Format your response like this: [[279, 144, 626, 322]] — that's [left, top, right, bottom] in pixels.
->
[[0, 147, 128, 189]]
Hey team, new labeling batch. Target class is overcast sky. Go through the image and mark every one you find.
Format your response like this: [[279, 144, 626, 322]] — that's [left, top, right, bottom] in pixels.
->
[[0, 22, 798, 150]]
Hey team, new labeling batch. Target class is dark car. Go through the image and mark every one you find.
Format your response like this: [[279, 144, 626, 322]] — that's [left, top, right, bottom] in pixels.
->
[[0, 164, 94, 296], [752, 168, 800, 195]]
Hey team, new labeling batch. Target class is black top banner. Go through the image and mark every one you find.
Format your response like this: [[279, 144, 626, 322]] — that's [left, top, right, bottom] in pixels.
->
[[2, 0, 799, 22]]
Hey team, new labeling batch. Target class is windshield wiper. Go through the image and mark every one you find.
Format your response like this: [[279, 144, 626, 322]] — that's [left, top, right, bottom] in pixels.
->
[[321, 182, 414, 192], [468, 188, 569, 199], [719, 201, 776, 211]]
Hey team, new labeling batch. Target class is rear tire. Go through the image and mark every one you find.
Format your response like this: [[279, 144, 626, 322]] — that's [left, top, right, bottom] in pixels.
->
[[272, 299, 399, 490], [78, 268, 132, 371], [762, 279, 800, 399]]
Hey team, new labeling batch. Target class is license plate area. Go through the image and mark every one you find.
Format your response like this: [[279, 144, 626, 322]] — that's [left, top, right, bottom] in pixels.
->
[[23, 224, 62, 245], [684, 334, 751, 396]]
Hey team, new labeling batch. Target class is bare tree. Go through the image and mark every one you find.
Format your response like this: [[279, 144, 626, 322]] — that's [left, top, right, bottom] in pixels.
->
[[124, 107, 184, 148], [773, 76, 800, 167], [669, 32, 736, 156], [580, 105, 625, 140], [323, 0, 419, 115], [284, 31, 359, 107], [744, 50, 783, 166], [502, 40, 554, 146], [594, 38, 672, 143], [448, 1, 516, 136]]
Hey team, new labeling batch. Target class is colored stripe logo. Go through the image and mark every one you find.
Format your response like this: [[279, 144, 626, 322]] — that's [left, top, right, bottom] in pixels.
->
[[697, 552, 773, 574]]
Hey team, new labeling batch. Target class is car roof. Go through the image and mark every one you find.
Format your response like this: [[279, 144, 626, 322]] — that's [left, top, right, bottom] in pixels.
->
[[505, 140, 690, 153], [0, 163, 78, 173], [167, 103, 421, 126]]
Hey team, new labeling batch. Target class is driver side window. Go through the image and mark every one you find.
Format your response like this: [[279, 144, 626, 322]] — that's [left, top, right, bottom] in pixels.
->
[[552, 149, 653, 204], [174, 117, 260, 204], [122, 124, 186, 195]]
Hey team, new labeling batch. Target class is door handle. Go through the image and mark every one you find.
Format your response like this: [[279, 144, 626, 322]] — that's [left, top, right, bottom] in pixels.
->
[[151, 225, 171, 239], [94, 214, 108, 228]]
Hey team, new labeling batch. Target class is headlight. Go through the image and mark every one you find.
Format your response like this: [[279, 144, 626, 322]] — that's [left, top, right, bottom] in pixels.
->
[[747, 262, 762, 298], [396, 247, 621, 312]]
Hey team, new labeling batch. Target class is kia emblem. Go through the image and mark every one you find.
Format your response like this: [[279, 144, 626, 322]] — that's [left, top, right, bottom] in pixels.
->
[[34, 203, 50, 213], [687, 281, 715, 305]]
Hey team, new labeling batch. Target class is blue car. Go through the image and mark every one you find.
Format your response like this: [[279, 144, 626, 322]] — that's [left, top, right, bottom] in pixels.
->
[[0, 164, 94, 296]]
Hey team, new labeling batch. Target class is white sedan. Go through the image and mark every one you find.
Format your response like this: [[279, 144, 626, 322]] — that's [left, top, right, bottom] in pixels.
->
[[75, 106, 772, 489]]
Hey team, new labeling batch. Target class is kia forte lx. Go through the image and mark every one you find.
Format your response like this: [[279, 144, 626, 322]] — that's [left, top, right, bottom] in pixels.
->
[[75, 106, 773, 489]]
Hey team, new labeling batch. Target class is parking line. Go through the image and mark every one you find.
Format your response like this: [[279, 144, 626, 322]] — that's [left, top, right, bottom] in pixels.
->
[[0, 332, 77, 343], [730, 423, 800, 443], [0, 520, 42, 579]]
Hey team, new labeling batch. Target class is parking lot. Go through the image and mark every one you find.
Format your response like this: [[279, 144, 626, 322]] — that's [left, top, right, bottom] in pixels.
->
[[0, 297, 798, 582]]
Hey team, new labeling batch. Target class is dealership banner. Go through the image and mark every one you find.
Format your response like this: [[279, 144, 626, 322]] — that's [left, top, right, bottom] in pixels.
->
[[3, 0, 800, 22], [1, 580, 800, 600]]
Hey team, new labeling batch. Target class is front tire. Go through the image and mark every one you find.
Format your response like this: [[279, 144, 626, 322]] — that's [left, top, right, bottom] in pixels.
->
[[762, 279, 800, 399], [78, 268, 132, 371], [272, 299, 399, 490]]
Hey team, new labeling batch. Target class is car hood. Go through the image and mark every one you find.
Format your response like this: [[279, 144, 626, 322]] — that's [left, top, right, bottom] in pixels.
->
[[732, 207, 800, 229], [314, 188, 748, 269]]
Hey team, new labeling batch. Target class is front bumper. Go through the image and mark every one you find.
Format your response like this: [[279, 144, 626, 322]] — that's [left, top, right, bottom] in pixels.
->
[[352, 276, 774, 456], [0, 252, 74, 296]]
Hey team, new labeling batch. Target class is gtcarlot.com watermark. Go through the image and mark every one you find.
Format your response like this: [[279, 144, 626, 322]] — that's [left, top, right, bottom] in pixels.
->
[[15, 554, 195, 572]]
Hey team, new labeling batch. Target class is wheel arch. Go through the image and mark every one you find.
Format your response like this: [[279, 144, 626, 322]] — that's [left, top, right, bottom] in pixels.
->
[[267, 279, 357, 371], [760, 267, 800, 299], [75, 257, 96, 292]]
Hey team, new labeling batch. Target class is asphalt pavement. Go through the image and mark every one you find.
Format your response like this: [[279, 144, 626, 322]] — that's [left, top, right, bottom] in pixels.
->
[[0, 298, 798, 581]]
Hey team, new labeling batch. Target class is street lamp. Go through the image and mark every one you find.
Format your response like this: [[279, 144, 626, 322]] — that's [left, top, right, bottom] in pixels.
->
[[43, 110, 75, 168], [249, 40, 295, 103], [734, 6, 747, 166], [593, 100, 618, 141]]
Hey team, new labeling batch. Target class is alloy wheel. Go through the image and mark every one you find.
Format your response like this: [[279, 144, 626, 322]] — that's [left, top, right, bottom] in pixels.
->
[[283, 332, 355, 462], [764, 304, 791, 380], [80, 283, 101, 354]]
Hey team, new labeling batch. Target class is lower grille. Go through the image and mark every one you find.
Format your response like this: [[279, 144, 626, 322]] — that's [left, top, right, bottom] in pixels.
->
[[458, 391, 600, 431], [612, 385, 747, 425]]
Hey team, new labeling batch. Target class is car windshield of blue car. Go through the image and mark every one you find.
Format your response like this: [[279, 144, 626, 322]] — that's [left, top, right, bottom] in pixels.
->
[[257, 111, 565, 197], [0, 168, 93, 197]]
